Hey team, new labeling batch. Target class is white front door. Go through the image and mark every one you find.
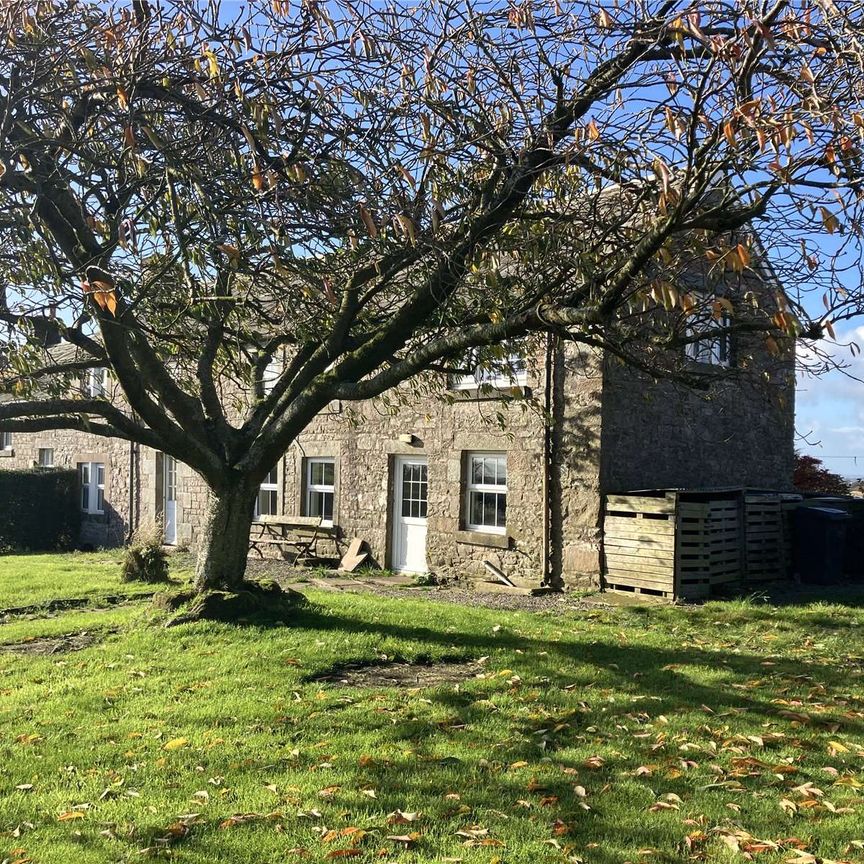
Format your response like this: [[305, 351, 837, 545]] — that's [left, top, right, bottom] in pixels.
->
[[391, 456, 428, 573], [163, 455, 177, 545]]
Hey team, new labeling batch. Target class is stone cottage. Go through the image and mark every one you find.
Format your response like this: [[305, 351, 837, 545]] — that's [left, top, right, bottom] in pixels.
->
[[0, 292, 795, 588]]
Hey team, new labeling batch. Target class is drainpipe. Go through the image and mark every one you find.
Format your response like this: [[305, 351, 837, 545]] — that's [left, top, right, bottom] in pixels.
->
[[126, 440, 136, 543], [542, 333, 554, 586], [126, 411, 141, 543]]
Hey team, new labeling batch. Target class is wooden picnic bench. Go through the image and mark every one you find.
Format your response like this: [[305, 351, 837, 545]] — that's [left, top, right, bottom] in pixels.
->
[[249, 515, 337, 563]]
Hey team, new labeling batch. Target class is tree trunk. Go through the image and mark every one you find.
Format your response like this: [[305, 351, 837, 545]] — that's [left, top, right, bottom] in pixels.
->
[[195, 484, 257, 592]]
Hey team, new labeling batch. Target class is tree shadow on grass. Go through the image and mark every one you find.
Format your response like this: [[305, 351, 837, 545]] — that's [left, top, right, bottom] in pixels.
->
[[292, 605, 864, 737]]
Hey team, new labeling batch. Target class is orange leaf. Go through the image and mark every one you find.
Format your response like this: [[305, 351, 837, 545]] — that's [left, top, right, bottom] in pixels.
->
[[103, 291, 118, 317], [358, 204, 377, 238], [58, 811, 86, 821], [396, 164, 416, 188], [217, 243, 241, 259], [820, 207, 840, 234]]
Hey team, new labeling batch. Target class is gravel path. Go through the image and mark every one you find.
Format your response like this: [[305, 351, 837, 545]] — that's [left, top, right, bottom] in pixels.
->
[[246, 559, 607, 612]]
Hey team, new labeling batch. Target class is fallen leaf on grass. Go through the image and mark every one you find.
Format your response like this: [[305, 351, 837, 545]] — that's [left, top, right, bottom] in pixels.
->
[[219, 812, 280, 829], [648, 793, 682, 812], [322, 827, 366, 844], [387, 810, 421, 825], [163, 738, 188, 751], [325, 850, 361, 859], [792, 782, 824, 799], [455, 826, 488, 839], [58, 812, 86, 821], [386, 833, 420, 846]]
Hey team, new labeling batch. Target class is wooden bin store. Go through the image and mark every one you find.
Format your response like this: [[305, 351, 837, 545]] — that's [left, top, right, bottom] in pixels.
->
[[602, 491, 742, 600]]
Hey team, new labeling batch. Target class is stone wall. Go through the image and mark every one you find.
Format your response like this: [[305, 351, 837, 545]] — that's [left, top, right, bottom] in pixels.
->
[[0, 426, 132, 548], [600, 361, 795, 493], [551, 343, 605, 583], [599, 271, 797, 495], [282, 365, 555, 584]]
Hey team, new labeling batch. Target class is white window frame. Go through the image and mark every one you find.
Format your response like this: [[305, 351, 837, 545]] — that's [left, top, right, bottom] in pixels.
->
[[262, 358, 282, 396], [684, 296, 731, 367], [86, 367, 108, 398], [80, 461, 105, 514], [254, 466, 279, 519], [450, 350, 528, 391], [465, 452, 507, 534], [0, 431, 11, 451], [38, 447, 54, 468], [305, 457, 335, 527]]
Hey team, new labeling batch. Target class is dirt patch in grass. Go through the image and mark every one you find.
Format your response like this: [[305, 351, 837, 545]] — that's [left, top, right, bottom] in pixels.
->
[[311, 657, 483, 688], [0, 592, 156, 622], [0, 629, 114, 656]]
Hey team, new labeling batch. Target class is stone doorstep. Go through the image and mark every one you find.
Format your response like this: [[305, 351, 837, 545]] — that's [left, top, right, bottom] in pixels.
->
[[474, 581, 558, 597]]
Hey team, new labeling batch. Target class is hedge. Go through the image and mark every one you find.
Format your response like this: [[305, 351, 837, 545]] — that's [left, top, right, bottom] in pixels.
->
[[0, 469, 80, 552]]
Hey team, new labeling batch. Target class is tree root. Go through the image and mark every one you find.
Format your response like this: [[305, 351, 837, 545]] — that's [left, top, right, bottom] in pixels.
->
[[162, 580, 306, 627]]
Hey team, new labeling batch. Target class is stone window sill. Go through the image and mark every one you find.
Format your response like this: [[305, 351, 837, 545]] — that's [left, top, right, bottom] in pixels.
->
[[0, 449, 14, 458], [450, 386, 532, 402], [455, 530, 510, 549]]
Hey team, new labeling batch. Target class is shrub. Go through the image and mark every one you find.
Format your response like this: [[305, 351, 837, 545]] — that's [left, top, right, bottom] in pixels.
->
[[0, 469, 79, 552], [122, 522, 170, 584], [793, 453, 851, 496]]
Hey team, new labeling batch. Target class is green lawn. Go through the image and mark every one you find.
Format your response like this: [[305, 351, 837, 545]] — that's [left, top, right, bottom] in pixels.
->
[[0, 551, 170, 610], [1, 555, 863, 863]]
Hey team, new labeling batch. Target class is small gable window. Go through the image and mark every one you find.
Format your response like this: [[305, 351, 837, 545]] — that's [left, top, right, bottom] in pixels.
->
[[684, 296, 731, 367], [86, 368, 108, 398]]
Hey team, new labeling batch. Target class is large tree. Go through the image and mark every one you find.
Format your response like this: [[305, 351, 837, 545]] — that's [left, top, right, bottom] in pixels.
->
[[0, 0, 862, 605]]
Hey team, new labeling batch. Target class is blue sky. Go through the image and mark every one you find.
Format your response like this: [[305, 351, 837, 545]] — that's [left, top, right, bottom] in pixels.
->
[[797, 323, 864, 480]]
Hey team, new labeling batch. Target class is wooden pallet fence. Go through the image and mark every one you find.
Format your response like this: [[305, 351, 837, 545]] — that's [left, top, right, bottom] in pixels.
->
[[603, 494, 715, 600], [743, 494, 785, 582], [603, 494, 678, 598], [675, 501, 712, 599], [705, 499, 742, 587]]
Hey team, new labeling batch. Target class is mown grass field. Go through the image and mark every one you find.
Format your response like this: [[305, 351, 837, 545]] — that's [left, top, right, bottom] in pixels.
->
[[1, 554, 863, 864], [0, 552, 172, 610]]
